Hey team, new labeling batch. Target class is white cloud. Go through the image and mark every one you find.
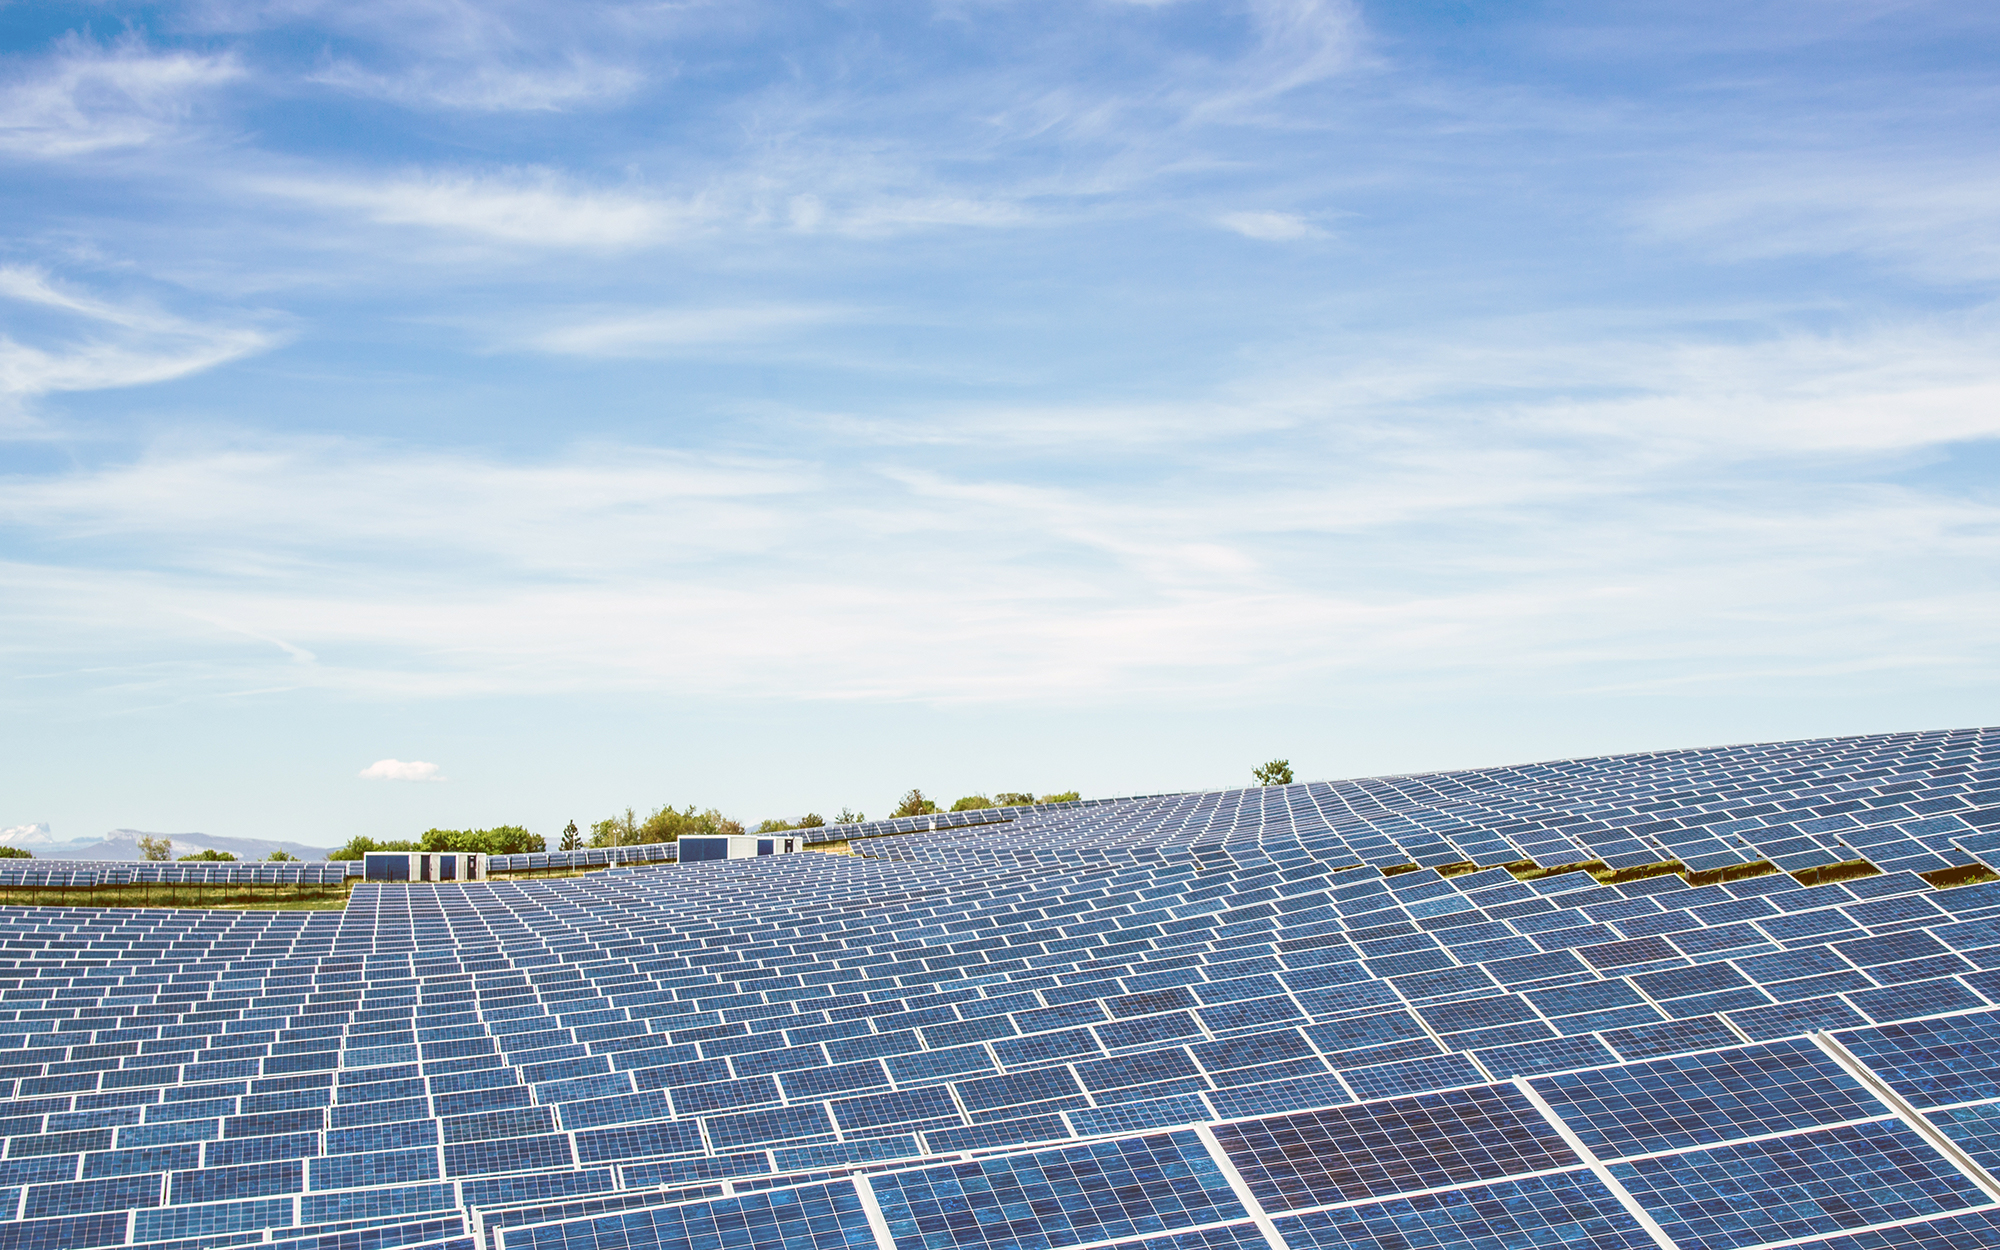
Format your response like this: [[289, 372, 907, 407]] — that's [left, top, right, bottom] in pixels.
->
[[1641, 158, 2000, 283], [310, 57, 642, 113], [184, 0, 658, 113], [1216, 211, 1324, 241], [256, 169, 691, 247], [1504, 323, 2000, 455], [526, 306, 846, 356], [359, 759, 444, 781], [0, 269, 276, 425], [1242, 0, 1363, 98], [3, 305, 1999, 713], [0, 35, 241, 158]]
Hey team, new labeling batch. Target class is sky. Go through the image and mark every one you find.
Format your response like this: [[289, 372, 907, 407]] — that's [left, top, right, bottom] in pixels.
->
[[2, 0, 1997, 849]]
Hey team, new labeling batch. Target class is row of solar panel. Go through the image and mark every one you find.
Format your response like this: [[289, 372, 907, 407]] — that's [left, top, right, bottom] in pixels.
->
[[0, 852, 1992, 1104], [3, 998, 1996, 1250], [0, 728, 1992, 1248], [0, 868, 1992, 1232], [496, 1010, 2000, 1250]]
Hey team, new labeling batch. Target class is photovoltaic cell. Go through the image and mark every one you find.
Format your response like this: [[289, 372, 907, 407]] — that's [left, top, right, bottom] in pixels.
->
[[500, 1180, 876, 1250], [1273, 1169, 1656, 1250], [1608, 1121, 1986, 1250], [868, 1132, 1244, 1250], [1097, 1223, 1270, 1250], [1833, 1010, 2000, 1107], [1211, 1086, 1578, 1210], [1530, 1039, 1886, 1158], [1761, 1207, 2000, 1249], [0, 728, 1995, 1250], [1921, 1100, 2000, 1173]]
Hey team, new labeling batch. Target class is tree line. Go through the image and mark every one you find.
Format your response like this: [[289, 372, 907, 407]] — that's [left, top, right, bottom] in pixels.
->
[[328, 827, 545, 860], [878, 789, 1081, 818]]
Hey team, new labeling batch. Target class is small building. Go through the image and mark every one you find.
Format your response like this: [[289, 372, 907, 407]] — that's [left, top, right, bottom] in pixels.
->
[[363, 852, 486, 882], [677, 835, 801, 862]]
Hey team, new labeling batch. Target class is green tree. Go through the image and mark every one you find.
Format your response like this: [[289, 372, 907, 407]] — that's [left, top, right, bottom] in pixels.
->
[[178, 849, 237, 862], [1041, 790, 1081, 803], [834, 808, 864, 824], [950, 795, 996, 812], [755, 818, 799, 833], [996, 792, 1035, 806], [892, 788, 940, 817], [651, 805, 743, 841], [421, 826, 544, 855], [592, 805, 743, 847], [328, 835, 420, 861], [0, 847, 31, 859], [137, 835, 173, 861], [638, 805, 687, 843], [591, 809, 639, 847], [265, 849, 299, 862], [798, 812, 825, 828], [560, 820, 581, 851], [1253, 759, 1295, 786]]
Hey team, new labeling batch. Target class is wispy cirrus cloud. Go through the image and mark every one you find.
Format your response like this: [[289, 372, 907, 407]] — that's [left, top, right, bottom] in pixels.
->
[[1216, 211, 1325, 241], [0, 34, 240, 157], [5, 309, 1999, 709], [1642, 158, 2000, 283], [525, 305, 848, 356], [1, 434, 1991, 708], [190, 0, 661, 112], [0, 268, 276, 427], [310, 57, 642, 114], [253, 168, 693, 247]]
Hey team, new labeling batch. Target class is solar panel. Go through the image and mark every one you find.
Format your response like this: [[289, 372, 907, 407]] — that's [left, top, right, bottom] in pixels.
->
[[1210, 1086, 1578, 1209], [1273, 1170, 1656, 1250], [0, 728, 1998, 1250], [1529, 1038, 1886, 1157], [1607, 1121, 1987, 1249]]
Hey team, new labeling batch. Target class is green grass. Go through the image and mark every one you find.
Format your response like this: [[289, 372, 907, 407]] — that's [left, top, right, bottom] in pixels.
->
[[0, 882, 352, 911]]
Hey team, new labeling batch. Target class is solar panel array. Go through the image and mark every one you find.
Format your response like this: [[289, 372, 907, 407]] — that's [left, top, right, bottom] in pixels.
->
[[0, 864, 355, 888], [1, 727, 1999, 1250]]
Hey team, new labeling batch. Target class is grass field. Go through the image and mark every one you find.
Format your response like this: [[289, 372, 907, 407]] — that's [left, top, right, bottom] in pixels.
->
[[0, 881, 354, 910]]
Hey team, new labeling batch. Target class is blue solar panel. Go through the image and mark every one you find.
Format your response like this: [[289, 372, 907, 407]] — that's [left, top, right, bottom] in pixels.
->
[[1834, 1010, 2000, 1107], [1212, 1086, 1577, 1210], [1608, 1121, 1986, 1250], [1531, 1039, 1886, 1157], [869, 1132, 1243, 1250], [1274, 1169, 1655, 1250], [499, 1180, 876, 1250], [0, 728, 1995, 1250]]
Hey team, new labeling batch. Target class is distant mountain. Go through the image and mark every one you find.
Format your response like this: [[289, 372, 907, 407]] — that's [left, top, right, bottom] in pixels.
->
[[61, 830, 333, 862]]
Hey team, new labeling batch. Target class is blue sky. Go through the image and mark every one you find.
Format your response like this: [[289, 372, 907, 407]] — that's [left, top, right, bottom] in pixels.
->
[[2, 0, 1997, 847]]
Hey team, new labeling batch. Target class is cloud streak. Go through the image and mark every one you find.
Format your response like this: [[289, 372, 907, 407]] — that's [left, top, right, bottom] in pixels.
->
[[255, 169, 692, 248], [526, 305, 848, 356], [0, 34, 240, 157], [4, 308, 1997, 710], [0, 269, 276, 425], [1216, 211, 1325, 241], [358, 759, 443, 781], [310, 57, 642, 114]]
